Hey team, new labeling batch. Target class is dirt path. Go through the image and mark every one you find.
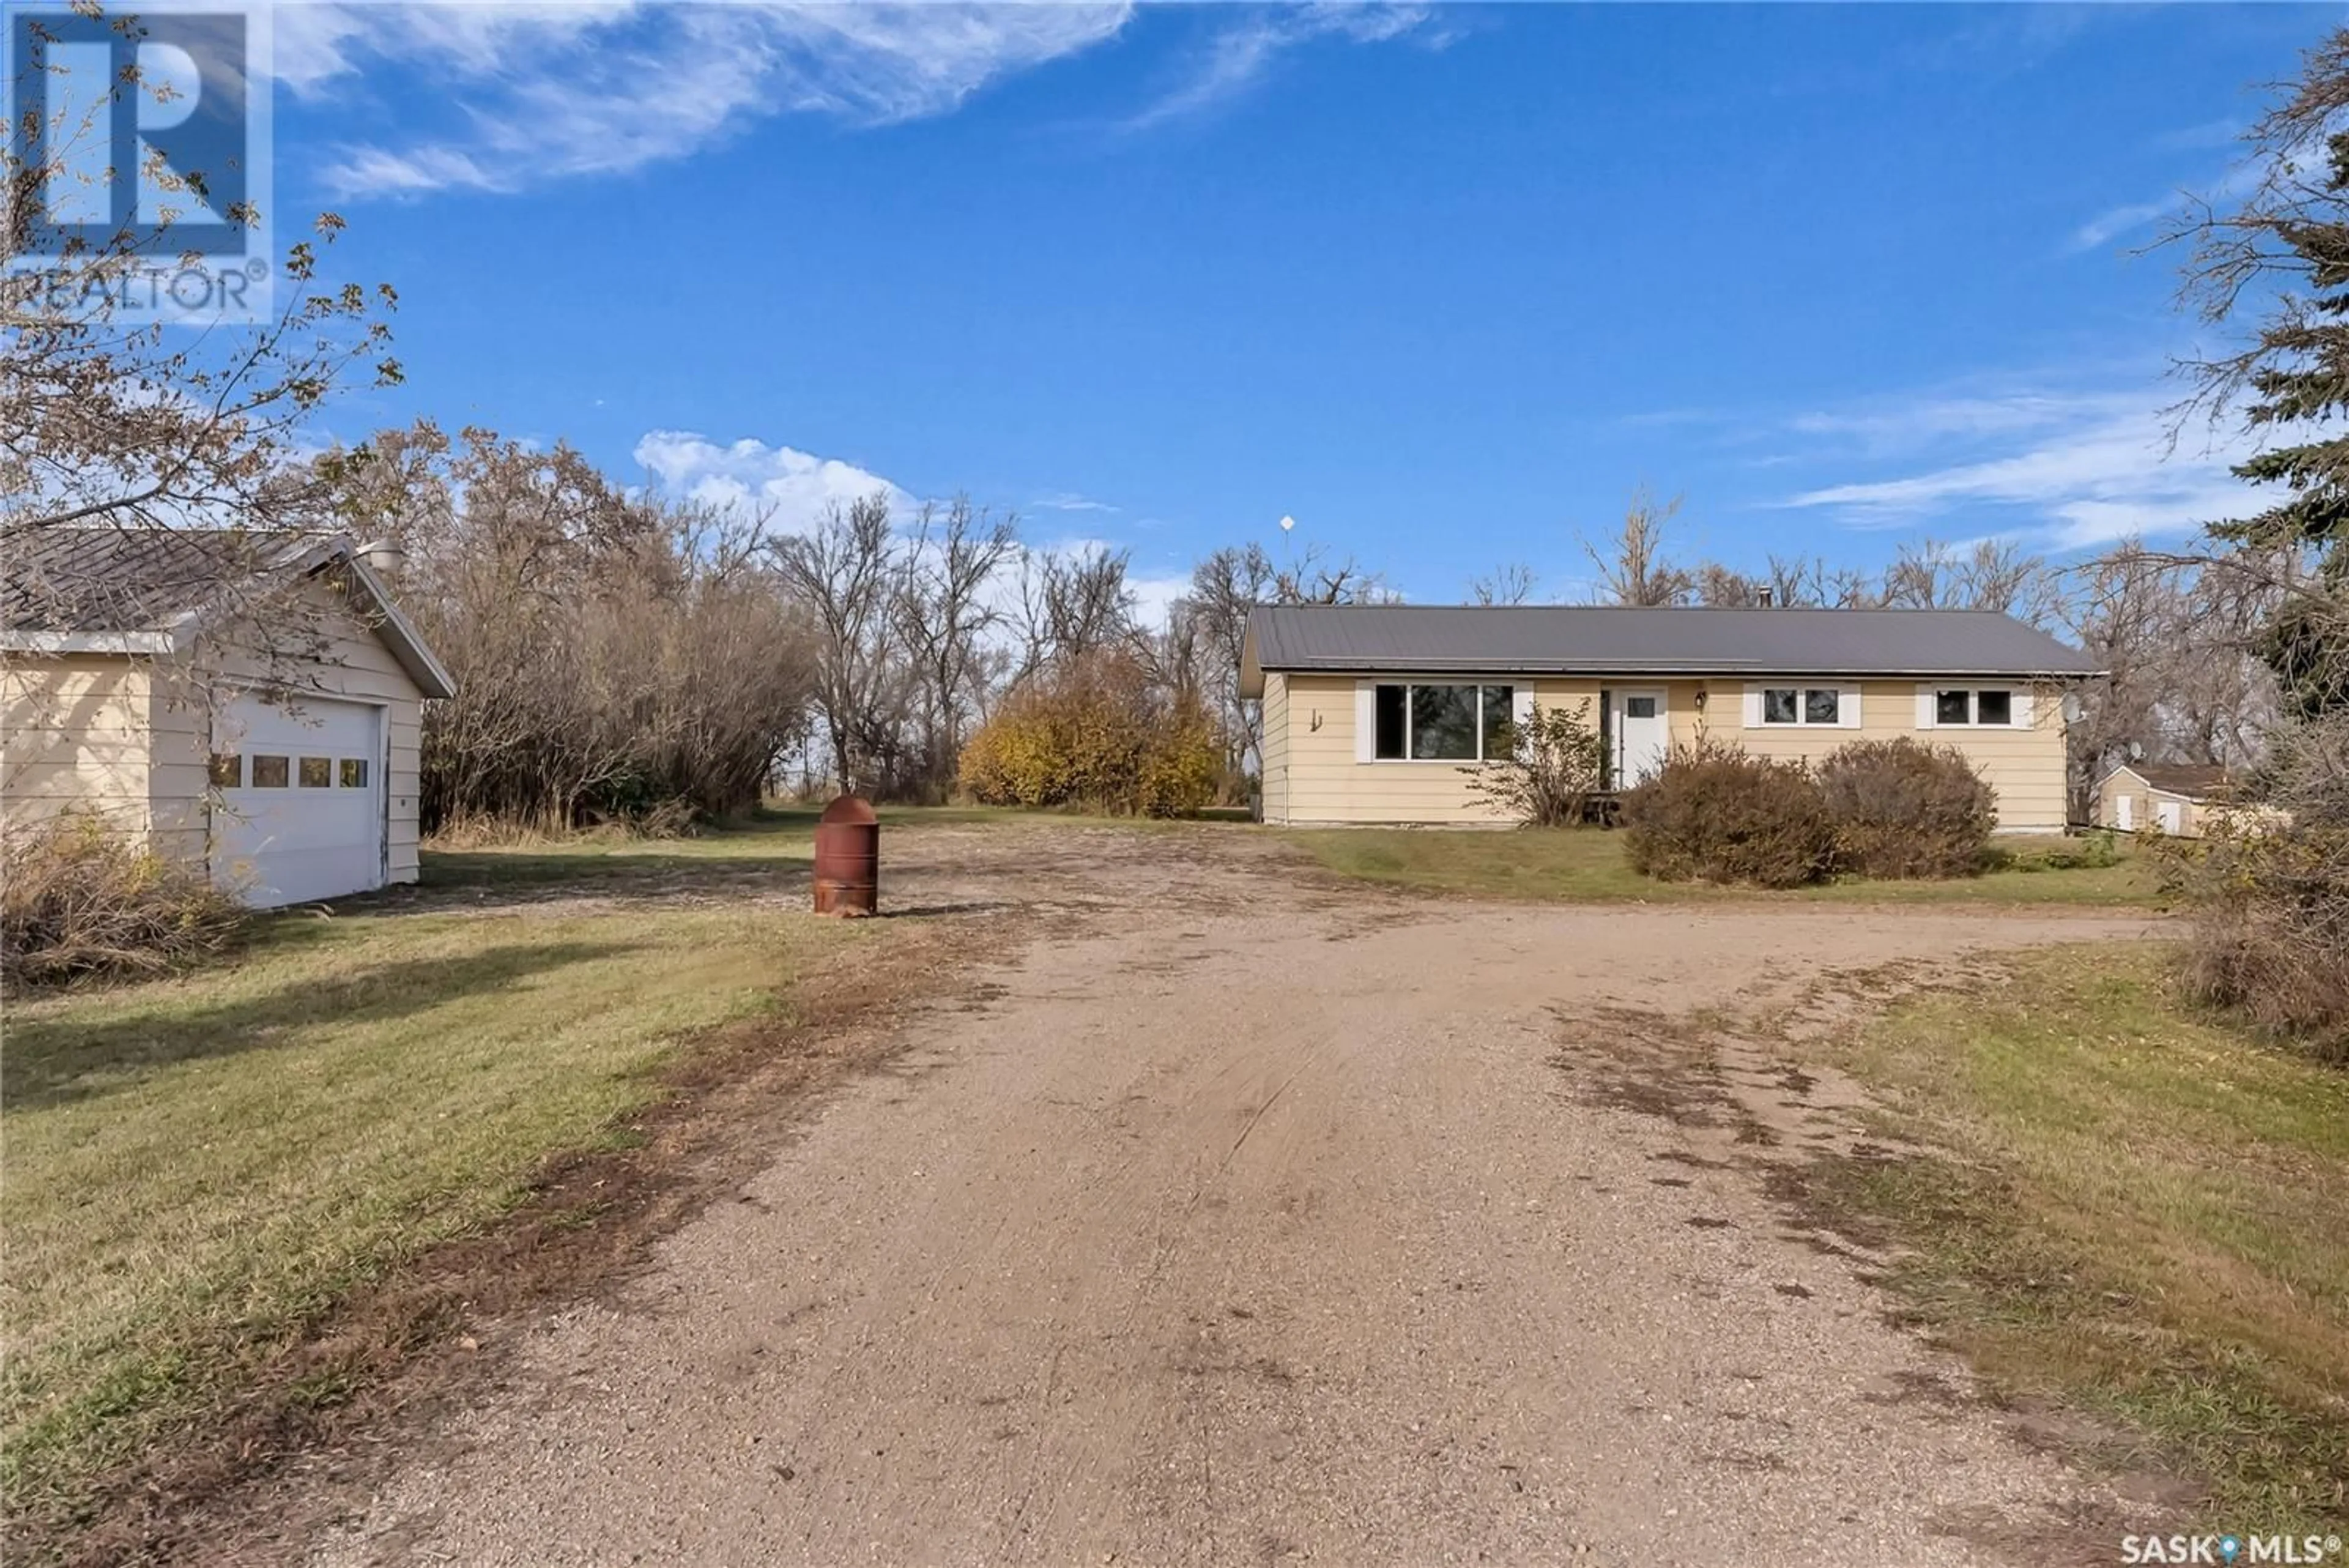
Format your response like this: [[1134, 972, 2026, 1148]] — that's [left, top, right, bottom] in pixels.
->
[[306, 827, 2155, 1567]]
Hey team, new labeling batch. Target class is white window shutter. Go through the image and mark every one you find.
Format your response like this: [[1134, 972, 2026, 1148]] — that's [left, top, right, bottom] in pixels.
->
[[2009, 690, 2035, 729], [1915, 684, 1937, 729], [1513, 687, 1537, 729], [1355, 682, 1377, 764], [1839, 685, 1863, 729], [1741, 685, 1764, 727]]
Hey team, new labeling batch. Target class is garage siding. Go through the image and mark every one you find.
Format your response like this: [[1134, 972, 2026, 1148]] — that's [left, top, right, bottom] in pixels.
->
[[144, 579, 429, 883], [1271, 674, 2070, 831], [0, 656, 154, 836]]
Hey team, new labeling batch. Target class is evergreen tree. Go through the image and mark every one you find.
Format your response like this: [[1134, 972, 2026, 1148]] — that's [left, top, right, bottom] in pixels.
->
[[2179, 28, 2349, 717]]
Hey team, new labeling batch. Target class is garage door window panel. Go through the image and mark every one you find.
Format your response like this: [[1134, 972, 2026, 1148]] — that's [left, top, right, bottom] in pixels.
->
[[299, 757, 332, 788], [208, 754, 241, 788], [251, 756, 289, 788], [340, 758, 369, 787]]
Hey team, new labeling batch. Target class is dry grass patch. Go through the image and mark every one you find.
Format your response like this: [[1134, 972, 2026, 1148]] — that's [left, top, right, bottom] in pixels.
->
[[1, 892, 872, 1549], [1798, 946, 2349, 1529]]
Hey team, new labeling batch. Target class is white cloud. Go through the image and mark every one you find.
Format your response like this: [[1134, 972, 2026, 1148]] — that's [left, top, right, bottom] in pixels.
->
[[2063, 155, 2273, 256], [1787, 392, 2119, 448], [1031, 491, 1118, 513], [1779, 384, 2262, 550], [1121, 2, 1439, 130], [2065, 199, 2173, 255], [296, 2, 1443, 196], [300, 2, 1137, 198], [633, 430, 913, 530]]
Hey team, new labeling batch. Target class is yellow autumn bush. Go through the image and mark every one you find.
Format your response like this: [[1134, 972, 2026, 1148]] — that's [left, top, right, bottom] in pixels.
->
[[959, 655, 1221, 817]]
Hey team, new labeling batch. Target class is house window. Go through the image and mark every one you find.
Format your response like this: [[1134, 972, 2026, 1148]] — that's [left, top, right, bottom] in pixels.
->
[[1370, 683, 1515, 760], [299, 756, 332, 787], [1759, 687, 1844, 726], [340, 757, 369, 788], [251, 755, 289, 788], [207, 753, 241, 789], [1935, 689, 2017, 726], [1412, 685, 1477, 760], [1482, 685, 1518, 757], [1374, 685, 1407, 759]]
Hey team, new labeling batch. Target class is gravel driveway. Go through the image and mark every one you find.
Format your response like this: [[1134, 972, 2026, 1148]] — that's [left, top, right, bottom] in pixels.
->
[[308, 825, 2151, 1567]]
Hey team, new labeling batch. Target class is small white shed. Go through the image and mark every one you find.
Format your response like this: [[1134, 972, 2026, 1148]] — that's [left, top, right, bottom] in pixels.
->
[[2, 529, 456, 907]]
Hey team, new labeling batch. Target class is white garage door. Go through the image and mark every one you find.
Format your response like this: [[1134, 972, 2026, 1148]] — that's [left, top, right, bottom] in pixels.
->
[[211, 694, 386, 907]]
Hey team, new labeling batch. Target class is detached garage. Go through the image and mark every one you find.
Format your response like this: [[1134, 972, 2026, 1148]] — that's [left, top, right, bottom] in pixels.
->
[[2, 528, 455, 907]]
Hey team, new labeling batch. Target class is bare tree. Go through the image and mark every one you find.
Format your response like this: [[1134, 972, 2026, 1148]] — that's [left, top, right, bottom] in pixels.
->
[[1469, 562, 1539, 606], [1694, 562, 1763, 607], [1880, 538, 1959, 609], [4, 13, 398, 551], [1764, 554, 1830, 608], [1271, 542, 1393, 606], [4, 23, 403, 743], [770, 494, 909, 794], [1582, 489, 1694, 606], [327, 423, 813, 830], [1187, 543, 1280, 779], [2061, 540, 2283, 817], [894, 496, 1017, 799]]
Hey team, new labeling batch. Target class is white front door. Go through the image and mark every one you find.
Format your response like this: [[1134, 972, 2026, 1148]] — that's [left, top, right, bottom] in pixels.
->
[[212, 693, 387, 906], [2156, 799, 2186, 835], [1612, 688, 1669, 787], [2115, 792, 2134, 831]]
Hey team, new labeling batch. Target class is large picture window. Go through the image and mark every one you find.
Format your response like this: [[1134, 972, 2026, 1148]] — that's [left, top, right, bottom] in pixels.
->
[[1370, 683, 1515, 761]]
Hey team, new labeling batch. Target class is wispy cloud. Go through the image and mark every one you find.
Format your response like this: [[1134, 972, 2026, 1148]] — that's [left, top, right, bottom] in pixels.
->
[[2066, 199, 2173, 255], [294, 1, 1444, 198], [1121, 2, 1442, 132], [2064, 154, 2269, 256], [1778, 382, 2261, 550], [297, 2, 1136, 198], [1030, 490, 1118, 514]]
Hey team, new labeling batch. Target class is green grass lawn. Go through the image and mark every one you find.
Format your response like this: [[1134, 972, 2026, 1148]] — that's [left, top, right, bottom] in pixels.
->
[[1805, 947, 2349, 1529], [1, 812, 869, 1532], [1285, 826, 2156, 905]]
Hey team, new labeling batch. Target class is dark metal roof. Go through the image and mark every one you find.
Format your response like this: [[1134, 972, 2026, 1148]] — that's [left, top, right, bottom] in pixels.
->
[[1241, 604, 2099, 689]]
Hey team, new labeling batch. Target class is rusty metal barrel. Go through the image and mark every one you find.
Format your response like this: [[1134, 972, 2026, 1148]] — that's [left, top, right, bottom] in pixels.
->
[[812, 794, 879, 916]]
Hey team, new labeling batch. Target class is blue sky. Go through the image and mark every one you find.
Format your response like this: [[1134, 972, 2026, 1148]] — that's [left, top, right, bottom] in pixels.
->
[[270, 2, 2334, 610]]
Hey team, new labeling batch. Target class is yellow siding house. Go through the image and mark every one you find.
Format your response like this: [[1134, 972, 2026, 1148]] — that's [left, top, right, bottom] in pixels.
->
[[1239, 604, 2096, 832]]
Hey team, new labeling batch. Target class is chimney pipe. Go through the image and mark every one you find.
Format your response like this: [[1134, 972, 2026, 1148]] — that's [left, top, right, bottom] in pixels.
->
[[1757, 586, 1774, 608], [357, 538, 407, 580]]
